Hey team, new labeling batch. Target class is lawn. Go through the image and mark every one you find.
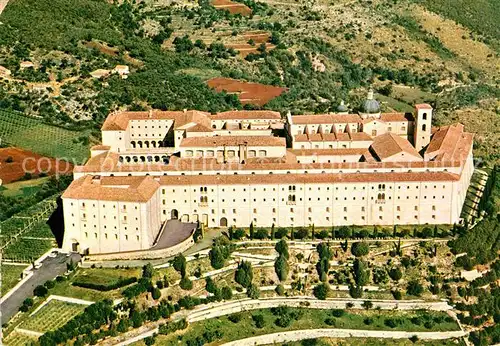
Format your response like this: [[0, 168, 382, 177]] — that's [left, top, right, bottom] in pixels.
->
[[155, 308, 459, 345], [20, 299, 86, 333], [1, 263, 28, 297], [0, 109, 90, 162], [72, 267, 141, 287]]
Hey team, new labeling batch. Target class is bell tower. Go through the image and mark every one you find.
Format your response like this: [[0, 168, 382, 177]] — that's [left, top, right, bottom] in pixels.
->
[[413, 104, 433, 152]]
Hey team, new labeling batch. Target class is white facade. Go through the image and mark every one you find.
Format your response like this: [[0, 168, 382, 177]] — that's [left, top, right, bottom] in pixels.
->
[[62, 101, 475, 254]]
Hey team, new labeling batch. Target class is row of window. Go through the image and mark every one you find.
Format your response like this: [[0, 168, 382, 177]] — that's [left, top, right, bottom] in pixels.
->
[[184, 149, 268, 158], [83, 232, 140, 241]]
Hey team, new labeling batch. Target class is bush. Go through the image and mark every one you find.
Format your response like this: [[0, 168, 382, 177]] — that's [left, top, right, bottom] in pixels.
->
[[44, 280, 55, 289], [275, 284, 285, 296], [221, 286, 233, 300], [389, 267, 403, 281], [158, 319, 188, 334], [179, 277, 193, 291], [351, 242, 370, 257], [247, 284, 260, 299], [230, 228, 245, 240], [34, 285, 48, 297], [384, 318, 399, 328], [228, 313, 242, 323], [294, 227, 309, 239], [253, 228, 269, 239], [313, 283, 330, 300], [331, 309, 344, 317], [275, 239, 289, 259], [392, 290, 403, 300], [73, 277, 137, 291], [275, 227, 288, 239], [364, 317, 374, 325], [172, 254, 187, 277], [349, 285, 363, 298], [325, 317, 336, 326], [274, 255, 289, 281], [235, 261, 253, 288], [406, 280, 424, 296], [152, 287, 161, 300], [205, 277, 217, 294], [252, 314, 265, 328]]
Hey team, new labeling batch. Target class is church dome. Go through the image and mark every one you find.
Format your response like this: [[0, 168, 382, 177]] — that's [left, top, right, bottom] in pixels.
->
[[363, 89, 380, 114], [337, 100, 348, 112]]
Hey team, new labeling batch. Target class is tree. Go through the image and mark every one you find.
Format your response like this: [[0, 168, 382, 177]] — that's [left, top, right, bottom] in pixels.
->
[[179, 277, 193, 291], [362, 300, 373, 309], [249, 222, 254, 239], [152, 287, 161, 300], [253, 314, 265, 328], [271, 223, 275, 239], [389, 267, 403, 281], [205, 277, 218, 293], [235, 261, 253, 288], [274, 255, 289, 281], [172, 254, 187, 277], [349, 285, 363, 298], [337, 226, 352, 238], [351, 242, 370, 257], [313, 282, 330, 300], [221, 286, 233, 300], [247, 284, 260, 299], [34, 285, 48, 297], [209, 245, 226, 269], [142, 263, 154, 279], [275, 284, 285, 296], [275, 239, 289, 259], [406, 280, 424, 296], [353, 259, 369, 287]]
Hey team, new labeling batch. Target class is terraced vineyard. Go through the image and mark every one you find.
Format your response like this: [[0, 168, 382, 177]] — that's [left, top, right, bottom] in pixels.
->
[[2, 331, 37, 346], [21, 299, 87, 333], [0, 109, 89, 162]]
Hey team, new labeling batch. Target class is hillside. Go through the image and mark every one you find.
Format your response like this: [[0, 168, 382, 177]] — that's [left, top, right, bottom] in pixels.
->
[[0, 0, 498, 162]]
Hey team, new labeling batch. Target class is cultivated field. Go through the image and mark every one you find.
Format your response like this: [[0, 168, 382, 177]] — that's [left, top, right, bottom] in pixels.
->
[[20, 299, 86, 333], [0, 110, 90, 163]]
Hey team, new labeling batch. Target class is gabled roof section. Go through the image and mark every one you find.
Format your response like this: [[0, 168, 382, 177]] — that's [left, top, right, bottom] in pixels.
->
[[425, 123, 473, 161], [63, 175, 159, 202], [180, 136, 285, 147], [291, 114, 362, 125], [211, 110, 281, 120], [370, 133, 422, 161]]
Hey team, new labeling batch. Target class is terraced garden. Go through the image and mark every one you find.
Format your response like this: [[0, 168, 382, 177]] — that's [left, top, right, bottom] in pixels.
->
[[0, 263, 27, 297], [2, 331, 37, 346], [20, 299, 87, 333], [155, 307, 460, 345]]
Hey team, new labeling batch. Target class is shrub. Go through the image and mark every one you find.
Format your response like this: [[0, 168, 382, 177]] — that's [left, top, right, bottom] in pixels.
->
[[230, 228, 245, 240], [275, 284, 285, 296], [205, 277, 217, 294], [275, 227, 288, 239], [313, 283, 330, 300], [247, 284, 260, 299], [180, 277, 193, 291], [73, 277, 137, 291], [34, 285, 48, 297], [406, 280, 424, 296], [275, 239, 289, 259], [158, 319, 188, 334], [235, 261, 253, 288], [392, 290, 403, 300], [274, 255, 289, 281], [362, 300, 373, 309], [221, 286, 233, 300], [228, 313, 242, 323], [384, 318, 398, 328], [325, 317, 336, 326], [254, 228, 269, 239], [152, 287, 161, 300], [364, 317, 374, 325], [331, 309, 344, 317], [389, 267, 403, 281], [44, 280, 55, 289], [294, 227, 309, 239], [172, 254, 187, 277], [349, 285, 363, 298], [252, 314, 265, 328], [351, 242, 370, 257], [209, 246, 227, 270]]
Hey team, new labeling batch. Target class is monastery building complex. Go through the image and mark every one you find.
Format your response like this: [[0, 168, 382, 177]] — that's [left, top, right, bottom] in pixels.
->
[[61, 92, 474, 254]]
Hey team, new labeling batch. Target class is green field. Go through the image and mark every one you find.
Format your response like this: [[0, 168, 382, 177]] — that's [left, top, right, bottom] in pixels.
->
[[20, 299, 87, 333], [278, 337, 466, 346], [2, 331, 37, 346], [72, 267, 141, 286], [0, 109, 89, 162], [155, 308, 459, 345], [1, 263, 27, 297], [0, 177, 51, 198]]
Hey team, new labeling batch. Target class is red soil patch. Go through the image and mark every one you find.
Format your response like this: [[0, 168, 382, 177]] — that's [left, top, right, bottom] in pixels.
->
[[207, 77, 287, 106], [0, 147, 73, 184], [226, 43, 275, 57], [212, 0, 252, 16], [241, 32, 270, 43]]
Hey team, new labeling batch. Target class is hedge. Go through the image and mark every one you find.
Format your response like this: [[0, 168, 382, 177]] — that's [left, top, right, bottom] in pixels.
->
[[72, 277, 137, 291]]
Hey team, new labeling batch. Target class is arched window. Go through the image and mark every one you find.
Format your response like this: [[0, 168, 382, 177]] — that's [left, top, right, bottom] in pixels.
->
[[422, 112, 427, 120], [422, 124, 427, 131]]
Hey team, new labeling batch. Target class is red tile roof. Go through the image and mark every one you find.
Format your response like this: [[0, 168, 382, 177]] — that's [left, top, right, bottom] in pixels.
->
[[210, 110, 281, 120], [180, 136, 286, 147], [370, 133, 422, 160]]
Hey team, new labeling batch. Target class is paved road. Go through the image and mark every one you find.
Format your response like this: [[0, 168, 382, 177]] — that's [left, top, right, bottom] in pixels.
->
[[222, 329, 466, 346], [0, 252, 80, 324]]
